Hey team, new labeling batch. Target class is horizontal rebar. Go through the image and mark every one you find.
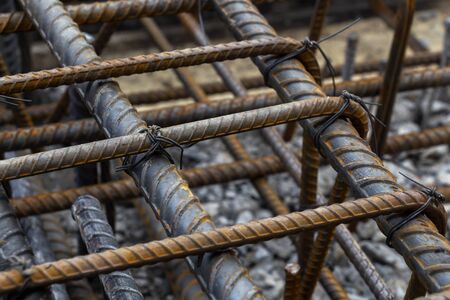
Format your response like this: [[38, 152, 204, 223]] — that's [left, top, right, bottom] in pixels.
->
[[0, 62, 448, 127], [0, 92, 280, 152], [0, 190, 430, 293], [0, 37, 299, 95], [9, 120, 448, 217], [0, 0, 198, 34], [0, 96, 368, 181]]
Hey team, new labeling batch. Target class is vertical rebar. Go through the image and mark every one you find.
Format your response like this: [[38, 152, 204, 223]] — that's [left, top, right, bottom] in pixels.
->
[[71, 195, 144, 300], [283, 263, 301, 300], [299, 177, 349, 300], [371, 0, 415, 154], [334, 225, 394, 300], [438, 17, 450, 100], [20, 216, 70, 300], [40, 214, 97, 300], [342, 32, 359, 81], [297, 132, 320, 269], [320, 267, 350, 300], [132, 197, 209, 300]]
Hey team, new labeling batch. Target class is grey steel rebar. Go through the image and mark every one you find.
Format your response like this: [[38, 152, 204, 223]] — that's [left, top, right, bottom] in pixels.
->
[[9, 165, 68, 300], [71, 195, 144, 300], [18, 1, 265, 298], [209, 0, 450, 294], [335, 225, 394, 300], [438, 17, 450, 100], [342, 32, 359, 81], [40, 214, 97, 300], [20, 217, 70, 300]]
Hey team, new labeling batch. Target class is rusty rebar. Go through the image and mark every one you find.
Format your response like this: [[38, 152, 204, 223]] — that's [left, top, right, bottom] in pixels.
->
[[72, 195, 144, 300], [0, 90, 280, 152], [319, 267, 350, 300], [0, 190, 432, 293], [210, 0, 450, 294], [0, 37, 299, 95], [19, 0, 264, 298], [0, 97, 368, 181], [297, 132, 321, 269], [0, 56, 445, 127], [9, 121, 450, 217], [283, 263, 301, 300], [372, 0, 415, 154], [132, 197, 208, 300], [1, 0, 198, 34], [299, 177, 349, 300]]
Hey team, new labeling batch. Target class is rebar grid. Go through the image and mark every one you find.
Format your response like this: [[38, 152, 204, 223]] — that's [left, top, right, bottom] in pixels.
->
[[0, 0, 447, 299]]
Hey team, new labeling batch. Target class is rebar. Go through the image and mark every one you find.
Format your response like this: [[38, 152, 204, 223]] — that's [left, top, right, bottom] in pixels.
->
[[0, 97, 368, 181], [0, 0, 198, 34], [210, 0, 450, 293], [0, 190, 433, 293], [319, 267, 350, 300], [0, 92, 280, 152], [298, 177, 349, 300], [283, 263, 301, 300], [9, 121, 450, 217], [72, 195, 144, 300], [372, 0, 415, 154], [0, 37, 300, 95], [0, 0, 447, 298], [19, 1, 264, 298], [342, 32, 359, 81], [334, 225, 395, 299]]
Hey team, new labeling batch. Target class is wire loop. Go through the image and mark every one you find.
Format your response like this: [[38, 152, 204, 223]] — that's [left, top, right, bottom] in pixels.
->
[[262, 18, 361, 96], [116, 125, 184, 172], [386, 172, 446, 247]]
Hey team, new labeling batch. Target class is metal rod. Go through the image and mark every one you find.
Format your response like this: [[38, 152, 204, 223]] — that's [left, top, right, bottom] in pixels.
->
[[283, 263, 301, 300], [0, 92, 281, 152], [18, 1, 265, 298], [0, 37, 299, 95], [71, 195, 144, 300], [371, 0, 416, 154], [0, 190, 431, 294], [0, 97, 368, 181], [209, 0, 450, 293]]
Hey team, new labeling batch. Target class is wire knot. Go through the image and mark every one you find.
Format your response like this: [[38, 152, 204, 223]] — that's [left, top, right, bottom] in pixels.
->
[[262, 19, 360, 96], [313, 90, 381, 153], [386, 172, 446, 247], [116, 125, 184, 172]]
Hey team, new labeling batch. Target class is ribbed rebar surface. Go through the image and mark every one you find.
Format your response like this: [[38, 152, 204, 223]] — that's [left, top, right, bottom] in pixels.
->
[[0, 0, 447, 298]]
